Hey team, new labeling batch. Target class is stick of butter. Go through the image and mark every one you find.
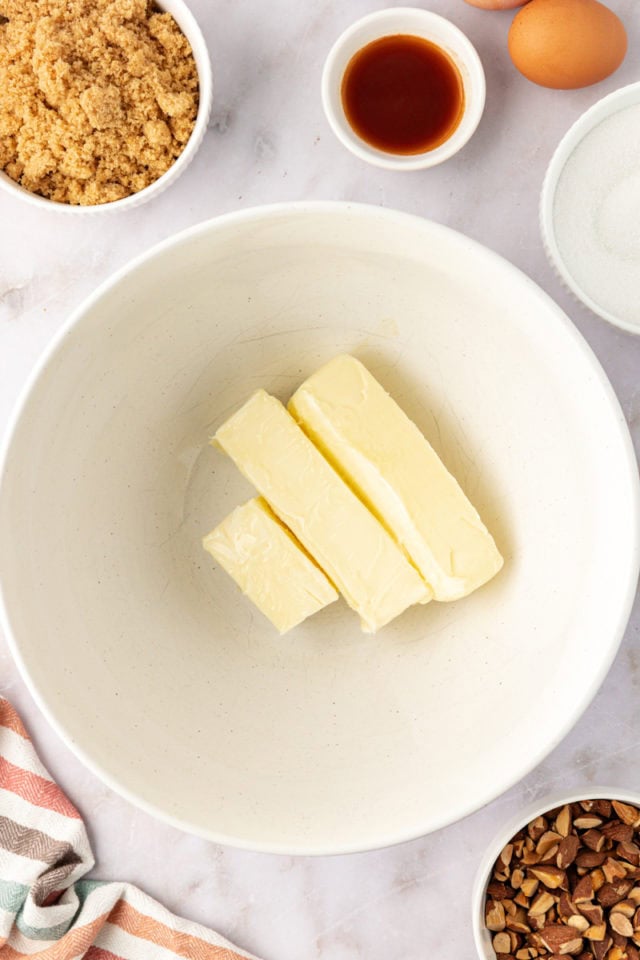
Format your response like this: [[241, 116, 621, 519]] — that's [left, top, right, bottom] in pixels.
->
[[288, 355, 503, 601], [214, 391, 429, 632], [203, 497, 338, 634]]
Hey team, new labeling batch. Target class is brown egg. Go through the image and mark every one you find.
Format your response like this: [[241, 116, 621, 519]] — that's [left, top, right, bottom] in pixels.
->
[[464, 0, 528, 8], [508, 0, 627, 88]]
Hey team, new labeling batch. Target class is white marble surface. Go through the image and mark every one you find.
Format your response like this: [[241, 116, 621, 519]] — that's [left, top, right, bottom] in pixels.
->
[[1, 1, 640, 958]]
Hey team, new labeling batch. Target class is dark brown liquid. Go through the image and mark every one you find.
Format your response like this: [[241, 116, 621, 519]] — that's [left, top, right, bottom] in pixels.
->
[[341, 34, 465, 156]]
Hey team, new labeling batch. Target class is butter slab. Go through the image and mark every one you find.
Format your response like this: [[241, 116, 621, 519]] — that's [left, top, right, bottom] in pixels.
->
[[203, 497, 338, 635], [289, 355, 503, 601], [214, 390, 429, 632]]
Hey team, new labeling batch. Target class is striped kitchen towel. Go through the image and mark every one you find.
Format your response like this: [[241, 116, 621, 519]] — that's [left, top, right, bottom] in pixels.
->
[[0, 698, 259, 960]]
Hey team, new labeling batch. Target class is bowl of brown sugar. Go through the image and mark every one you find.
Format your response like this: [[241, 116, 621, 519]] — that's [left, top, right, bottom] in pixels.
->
[[0, 0, 212, 211]]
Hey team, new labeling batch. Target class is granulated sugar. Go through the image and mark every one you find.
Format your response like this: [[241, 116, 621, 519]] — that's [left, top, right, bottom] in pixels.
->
[[552, 103, 640, 328]]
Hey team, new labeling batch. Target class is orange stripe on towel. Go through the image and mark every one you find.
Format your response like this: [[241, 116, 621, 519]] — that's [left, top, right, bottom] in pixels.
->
[[109, 901, 247, 960], [0, 700, 30, 739], [0, 756, 81, 820], [86, 947, 126, 960]]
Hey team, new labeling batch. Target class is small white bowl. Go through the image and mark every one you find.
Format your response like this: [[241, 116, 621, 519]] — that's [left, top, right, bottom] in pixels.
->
[[321, 7, 486, 170], [0, 0, 212, 214], [541, 82, 640, 335], [472, 787, 640, 959]]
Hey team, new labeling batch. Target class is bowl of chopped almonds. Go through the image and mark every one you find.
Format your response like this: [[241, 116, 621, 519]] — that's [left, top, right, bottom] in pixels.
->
[[473, 790, 640, 960], [0, 0, 212, 211]]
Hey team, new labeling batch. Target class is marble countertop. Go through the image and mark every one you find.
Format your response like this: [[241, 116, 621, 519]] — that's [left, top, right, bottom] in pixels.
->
[[1, 1, 640, 958]]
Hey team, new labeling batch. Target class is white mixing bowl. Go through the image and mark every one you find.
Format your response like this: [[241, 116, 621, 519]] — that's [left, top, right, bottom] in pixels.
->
[[0, 203, 638, 854]]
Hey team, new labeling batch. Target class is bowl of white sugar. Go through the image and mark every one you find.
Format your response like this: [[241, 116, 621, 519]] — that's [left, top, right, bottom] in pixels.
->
[[541, 82, 640, 336]]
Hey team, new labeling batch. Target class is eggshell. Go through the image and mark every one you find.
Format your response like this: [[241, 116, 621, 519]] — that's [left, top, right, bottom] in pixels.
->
[[464, 0, 528, 8], [508, 0, 627, 89]]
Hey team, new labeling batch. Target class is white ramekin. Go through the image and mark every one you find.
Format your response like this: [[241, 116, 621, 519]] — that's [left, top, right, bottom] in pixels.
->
[[321, 7, 485, 171], [472, 787, 640, 959], [0, 0, 212, 214], [540, 82, 640, 336]]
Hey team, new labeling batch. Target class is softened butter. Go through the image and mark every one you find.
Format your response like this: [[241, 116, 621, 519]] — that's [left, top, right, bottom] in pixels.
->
[[203, 498, 338, 634], [214, 390, 429, 632], [289, 355, 503, 601]]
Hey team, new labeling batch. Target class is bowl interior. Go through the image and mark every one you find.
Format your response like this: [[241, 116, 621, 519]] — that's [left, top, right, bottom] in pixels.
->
[[0, 204, 637, 853]]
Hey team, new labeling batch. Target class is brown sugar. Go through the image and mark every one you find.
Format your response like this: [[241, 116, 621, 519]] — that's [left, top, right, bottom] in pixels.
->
[[0, 0, 199, 205]]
